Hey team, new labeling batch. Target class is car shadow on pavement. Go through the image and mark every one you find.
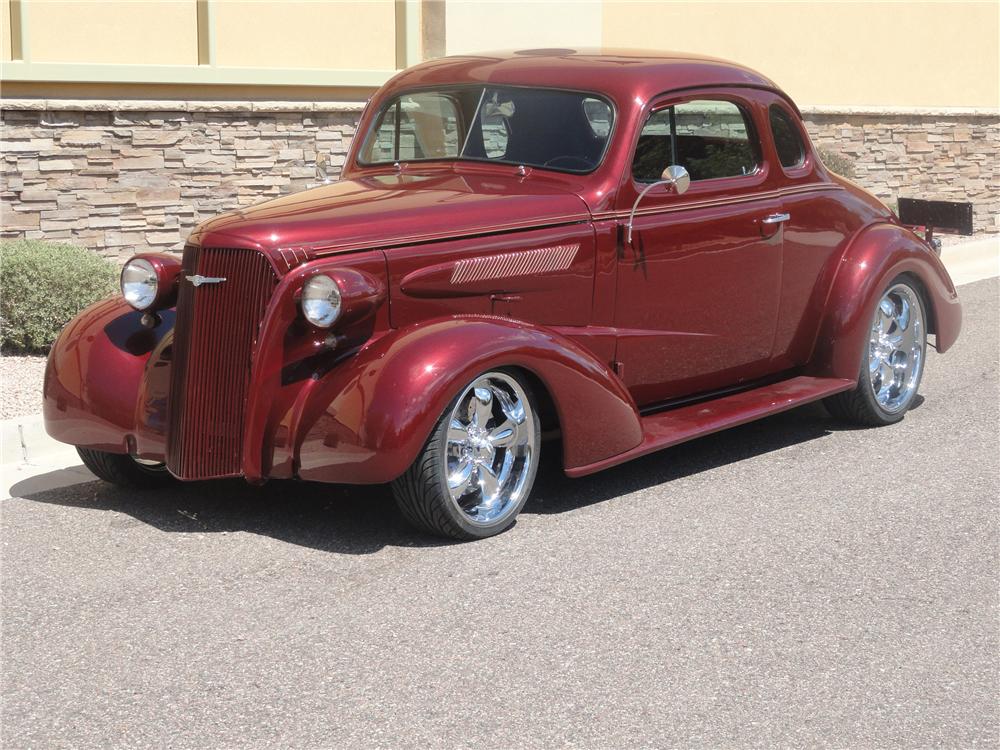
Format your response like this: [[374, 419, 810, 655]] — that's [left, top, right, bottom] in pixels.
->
[[524, 401, 848, 515], [9, 473, 434, 555], [11, 401, 866, 553]]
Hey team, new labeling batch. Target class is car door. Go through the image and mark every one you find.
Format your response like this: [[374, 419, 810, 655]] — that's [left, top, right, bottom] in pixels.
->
[[763, 98, 856, 371], [614, 93, 785, 407]]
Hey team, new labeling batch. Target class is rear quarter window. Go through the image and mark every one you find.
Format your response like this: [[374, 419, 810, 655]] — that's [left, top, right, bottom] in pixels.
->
[[769, 105, 806, 169]]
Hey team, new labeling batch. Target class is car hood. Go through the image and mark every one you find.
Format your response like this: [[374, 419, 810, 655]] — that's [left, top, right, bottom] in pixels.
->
[[188, 170, 592, 260]]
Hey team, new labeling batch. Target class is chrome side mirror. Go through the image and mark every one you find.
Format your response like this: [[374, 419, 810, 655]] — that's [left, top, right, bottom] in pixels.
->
[[626, 165, 690, 244]]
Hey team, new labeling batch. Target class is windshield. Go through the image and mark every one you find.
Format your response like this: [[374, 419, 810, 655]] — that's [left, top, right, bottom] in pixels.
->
[[359, 85, 614, 174]]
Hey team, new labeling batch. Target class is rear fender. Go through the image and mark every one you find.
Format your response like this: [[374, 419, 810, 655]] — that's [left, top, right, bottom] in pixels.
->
[[807, 223, 961, 381], [292, 317, 643, 484]]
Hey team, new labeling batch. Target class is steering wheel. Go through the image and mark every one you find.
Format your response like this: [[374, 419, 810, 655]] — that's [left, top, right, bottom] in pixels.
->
[[542, 155, 596, 171]]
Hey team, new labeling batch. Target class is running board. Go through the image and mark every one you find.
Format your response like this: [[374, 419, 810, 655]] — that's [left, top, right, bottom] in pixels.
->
[[566, 375, 855, 477]]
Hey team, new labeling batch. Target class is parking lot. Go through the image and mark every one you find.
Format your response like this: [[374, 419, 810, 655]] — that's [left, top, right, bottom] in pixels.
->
[[2, 277, 997, 748]]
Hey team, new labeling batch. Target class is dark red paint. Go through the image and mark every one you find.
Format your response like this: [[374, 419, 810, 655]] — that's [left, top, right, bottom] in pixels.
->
[[43, 50, 962, 485]]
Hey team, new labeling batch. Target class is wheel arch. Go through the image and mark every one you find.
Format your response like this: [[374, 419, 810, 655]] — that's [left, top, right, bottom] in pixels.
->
[[806, 222, 961, 381], [291, 317, 643, 484]]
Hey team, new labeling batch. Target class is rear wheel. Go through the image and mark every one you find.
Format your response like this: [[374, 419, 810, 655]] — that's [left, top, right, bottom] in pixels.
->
[[391, 370, 541, 540], [825, 278, 927, 426], [77, 447, 174, 489]]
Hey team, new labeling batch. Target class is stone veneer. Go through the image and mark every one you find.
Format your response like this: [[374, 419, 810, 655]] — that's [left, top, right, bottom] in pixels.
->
[[1, 100, 362, 261], [802, 108, 999, 234], [1, 100, 997, 262]]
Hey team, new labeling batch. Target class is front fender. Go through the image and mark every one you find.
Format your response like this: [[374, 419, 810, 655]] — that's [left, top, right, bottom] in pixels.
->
[[43, 297, 174, 458], [291, 317, 643, 484], [807, 223, 961, 381]]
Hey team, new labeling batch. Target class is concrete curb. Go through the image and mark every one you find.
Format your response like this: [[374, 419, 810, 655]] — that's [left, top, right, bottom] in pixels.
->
[[941, 236, 1000, 287], [1, 415, 93, 499], [1, 415, 77, 465]]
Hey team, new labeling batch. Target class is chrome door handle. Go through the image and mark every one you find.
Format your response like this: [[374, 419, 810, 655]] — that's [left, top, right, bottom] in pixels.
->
[[761, 212, 791, 225]]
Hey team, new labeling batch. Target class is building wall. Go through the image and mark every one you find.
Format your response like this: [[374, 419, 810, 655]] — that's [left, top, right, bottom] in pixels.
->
[[212, 1, 396, 70], [1, 101, 360, 260], [601, 1, 1000, 109], [445, 1, 602, 55], [2, 0, 998, 253], [803, 110, 999, 233], [3, 100, 996, 259], [25, 1, 198, 65], [1, 0, 12, 61]]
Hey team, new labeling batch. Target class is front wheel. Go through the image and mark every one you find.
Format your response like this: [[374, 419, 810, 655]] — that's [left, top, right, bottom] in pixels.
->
[[825, 277, 927, 426], [391, 370, 541, 540], [77, 447, 174, 489]]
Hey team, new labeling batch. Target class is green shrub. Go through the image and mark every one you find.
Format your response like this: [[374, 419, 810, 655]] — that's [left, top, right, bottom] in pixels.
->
[[1, 240, 119, 353], [817, 147, 856, 179]]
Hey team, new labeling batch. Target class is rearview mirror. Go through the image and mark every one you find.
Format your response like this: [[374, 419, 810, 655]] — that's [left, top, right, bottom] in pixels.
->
[[627, 164, 691, 244]]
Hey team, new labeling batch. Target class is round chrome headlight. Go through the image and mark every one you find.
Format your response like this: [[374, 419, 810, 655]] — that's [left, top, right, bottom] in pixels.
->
[[301, 274, 342, 327], [121, 258, 158, 310]]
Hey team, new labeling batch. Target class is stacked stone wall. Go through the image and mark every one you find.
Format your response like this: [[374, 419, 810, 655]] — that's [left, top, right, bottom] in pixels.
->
[[802, 109, 998, 234], [1, 100, 361, 261], [2, 100, 997, 262]]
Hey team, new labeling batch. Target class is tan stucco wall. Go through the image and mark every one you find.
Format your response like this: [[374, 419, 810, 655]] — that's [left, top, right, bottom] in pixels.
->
[[26, 0, 198, 65], [445, 0, 602, 55], [1, 0, 12, 61], [602, 1, 1000, 109], [213, 1, 396, 70], [5, 1, 995, 109]]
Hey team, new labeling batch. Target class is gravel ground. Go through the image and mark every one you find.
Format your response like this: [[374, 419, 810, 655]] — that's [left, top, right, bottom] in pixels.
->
[[0, 354, 47, 420]]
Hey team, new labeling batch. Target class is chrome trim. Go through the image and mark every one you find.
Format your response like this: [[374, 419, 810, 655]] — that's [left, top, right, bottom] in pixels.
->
[[626, 165, 691, 245], [593, 183, 843, 224], [762, 212, 791, 225], [443, 372, 537, 526], [187, 274, 227, 287], [868, 283, 925, 413], [450, 243, 579, 284]]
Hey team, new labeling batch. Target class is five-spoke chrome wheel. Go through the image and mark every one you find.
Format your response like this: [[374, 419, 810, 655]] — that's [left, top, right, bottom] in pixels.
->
[[867, 283, 925, 414], [443, 372, 538, 526], [391, 369, 541, 540], [827, 277, 928, 427]]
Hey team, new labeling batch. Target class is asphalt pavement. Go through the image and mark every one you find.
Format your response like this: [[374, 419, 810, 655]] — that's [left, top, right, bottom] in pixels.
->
[[2, 277, 997, 749]]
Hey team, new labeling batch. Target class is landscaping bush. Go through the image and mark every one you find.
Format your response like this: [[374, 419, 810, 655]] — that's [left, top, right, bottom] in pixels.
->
[[1, 239, 119, 353], [817, 147, 856, 179]]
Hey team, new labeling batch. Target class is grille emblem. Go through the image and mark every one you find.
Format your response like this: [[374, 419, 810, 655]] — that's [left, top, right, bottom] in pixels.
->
[[187, 274, 227, 287]]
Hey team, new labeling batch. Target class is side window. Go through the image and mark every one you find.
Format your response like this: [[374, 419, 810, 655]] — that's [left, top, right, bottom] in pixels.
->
[[632, 109, 673, 182], [364, 92, 461, 163], [769, 104, 806, 169], [632, 99, 758, 183]]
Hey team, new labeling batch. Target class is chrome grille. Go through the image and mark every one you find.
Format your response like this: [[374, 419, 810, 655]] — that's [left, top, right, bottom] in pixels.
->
[[167, 246, 278, 479]]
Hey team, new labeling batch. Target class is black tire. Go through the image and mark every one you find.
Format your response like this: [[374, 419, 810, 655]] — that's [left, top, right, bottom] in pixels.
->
[[824, 276, 927, 427], [77, 447, 174, 489], [391, 370, 541, 541]]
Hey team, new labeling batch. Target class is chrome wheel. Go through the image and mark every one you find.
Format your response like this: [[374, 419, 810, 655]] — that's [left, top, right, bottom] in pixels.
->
[[867, 283, 925, 414], [443, 372, 537, 526]]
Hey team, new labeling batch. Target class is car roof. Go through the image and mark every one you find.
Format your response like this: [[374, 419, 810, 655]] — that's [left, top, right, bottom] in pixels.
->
[[383, 48, 789, 109]]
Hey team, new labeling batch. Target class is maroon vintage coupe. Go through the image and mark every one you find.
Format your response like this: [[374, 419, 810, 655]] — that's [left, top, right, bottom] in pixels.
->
[[44, 50, 962, 539]]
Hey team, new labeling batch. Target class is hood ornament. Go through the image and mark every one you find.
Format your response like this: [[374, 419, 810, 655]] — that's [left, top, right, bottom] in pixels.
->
[[187, 274, 227, 287]]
